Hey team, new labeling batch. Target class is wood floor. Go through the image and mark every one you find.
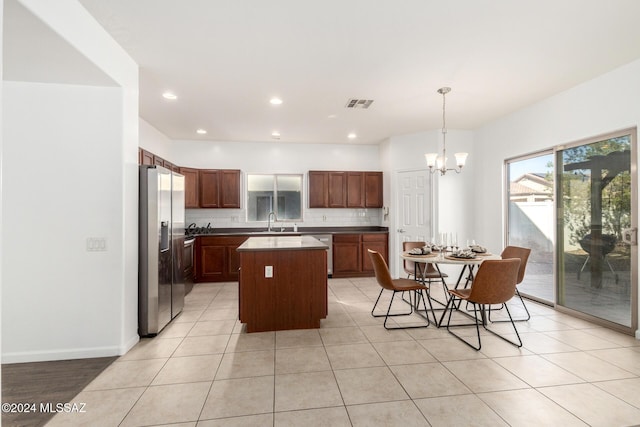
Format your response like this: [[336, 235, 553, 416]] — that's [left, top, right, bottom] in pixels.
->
[[1, 356, 116, 427]]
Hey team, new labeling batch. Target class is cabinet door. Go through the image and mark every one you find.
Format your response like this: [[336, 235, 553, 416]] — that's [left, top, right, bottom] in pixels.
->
[[153, 156, 165, 167], [346, 172, 365, 208], [197, 243, 225, 281], [328, 172, 346, 208], [361, 233, 388, 273], [364, 172, 383, 208], [225, 236, 247, 280], [333, 234, 361, 274], [308, 171, 328, 208], [179, 167, 200, 209], [140, 149, 155, 165], [220, 170, 241, 208], [199, 170, 220, 208]]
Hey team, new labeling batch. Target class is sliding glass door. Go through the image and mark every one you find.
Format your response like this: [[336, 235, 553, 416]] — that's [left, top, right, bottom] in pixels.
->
[[506, 153, 555, 304], [557, 131, 636, 330]]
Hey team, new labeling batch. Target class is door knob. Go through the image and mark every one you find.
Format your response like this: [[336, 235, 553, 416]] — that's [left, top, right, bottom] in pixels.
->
[[397, 228, 406, 233]]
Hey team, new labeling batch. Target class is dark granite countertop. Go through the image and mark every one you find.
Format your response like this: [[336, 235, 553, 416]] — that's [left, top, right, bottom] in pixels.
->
[[187, 225, 388, 237]]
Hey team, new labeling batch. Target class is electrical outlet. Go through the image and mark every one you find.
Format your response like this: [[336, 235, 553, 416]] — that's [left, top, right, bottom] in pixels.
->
[[86, 237, 107, 252], [265, 265, 273, 278]]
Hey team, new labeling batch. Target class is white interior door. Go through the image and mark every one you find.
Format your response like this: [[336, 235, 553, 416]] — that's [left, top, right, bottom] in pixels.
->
[[396, 169, 433, 261]]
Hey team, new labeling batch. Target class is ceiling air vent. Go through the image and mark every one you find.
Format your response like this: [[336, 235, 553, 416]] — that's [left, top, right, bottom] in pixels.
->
[[345, 99, 374, 109]]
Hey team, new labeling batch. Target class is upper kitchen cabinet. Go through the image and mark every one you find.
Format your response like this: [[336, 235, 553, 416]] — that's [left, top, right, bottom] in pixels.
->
[[364, 172, 383, 208], [179, 167, 200, 208], [346, 172, 364, 208], [309, 170, 383, 208], [219, 170, 242, 208], [199, 169, 241, 209], [308, 171, 328, 208], [328, 172, 347, 208], [139, 148, 155, 165]]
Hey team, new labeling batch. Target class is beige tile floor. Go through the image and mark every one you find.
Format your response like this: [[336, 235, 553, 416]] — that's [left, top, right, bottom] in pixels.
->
[[47, 278, 640, 427]]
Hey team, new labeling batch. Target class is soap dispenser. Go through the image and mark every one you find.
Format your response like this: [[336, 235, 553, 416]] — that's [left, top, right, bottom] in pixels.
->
[[293, 223, 298, 232]]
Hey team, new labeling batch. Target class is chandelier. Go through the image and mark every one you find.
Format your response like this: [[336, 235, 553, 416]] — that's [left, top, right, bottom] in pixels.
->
[[425, 87, 468, 175]]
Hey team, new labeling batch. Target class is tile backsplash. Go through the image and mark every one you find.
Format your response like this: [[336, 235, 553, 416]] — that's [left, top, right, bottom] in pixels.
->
[[186, 208, 382, 229]]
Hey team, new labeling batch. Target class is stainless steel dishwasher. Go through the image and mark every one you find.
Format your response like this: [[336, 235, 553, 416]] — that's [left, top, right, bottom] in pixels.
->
[[309, 234, 333, 276]]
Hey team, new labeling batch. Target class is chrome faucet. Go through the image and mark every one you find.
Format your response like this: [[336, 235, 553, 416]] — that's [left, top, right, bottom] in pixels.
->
[[267, 211, 276, 232]]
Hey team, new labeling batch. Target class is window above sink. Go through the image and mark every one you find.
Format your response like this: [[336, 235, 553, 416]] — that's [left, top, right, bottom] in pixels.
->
[[247, 174, 303, 222]]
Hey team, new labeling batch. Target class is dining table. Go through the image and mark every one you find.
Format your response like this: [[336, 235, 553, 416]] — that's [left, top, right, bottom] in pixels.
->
[[400, 250, 501, 326]]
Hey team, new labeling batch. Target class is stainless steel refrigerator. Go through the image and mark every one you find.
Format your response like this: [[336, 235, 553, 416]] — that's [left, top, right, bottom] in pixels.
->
[[139, 165, 185, 336]]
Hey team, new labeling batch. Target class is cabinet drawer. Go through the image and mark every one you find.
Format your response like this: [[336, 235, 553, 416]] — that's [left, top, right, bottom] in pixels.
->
[[333, 234, 361, 243], [362, 233, 387, 242]]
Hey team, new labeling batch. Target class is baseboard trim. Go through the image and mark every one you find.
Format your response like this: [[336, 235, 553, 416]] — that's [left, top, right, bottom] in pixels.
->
[[3, 343, 126, 364]]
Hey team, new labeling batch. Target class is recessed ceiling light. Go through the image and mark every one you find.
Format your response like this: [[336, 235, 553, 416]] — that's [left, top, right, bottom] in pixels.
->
[[162, 92, 177, 100], [271, 131, 281, 139], [348, 133, 357, 139], [328, 114, 337, 119], [269, 97, 283, 105], [196, 129, 207, 135]]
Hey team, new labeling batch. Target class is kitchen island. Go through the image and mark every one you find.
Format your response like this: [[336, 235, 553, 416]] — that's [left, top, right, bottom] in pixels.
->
[[237, 236, 328, 332]]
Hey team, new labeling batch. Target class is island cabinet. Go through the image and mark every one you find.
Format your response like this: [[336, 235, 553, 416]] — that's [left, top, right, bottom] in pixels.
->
[[195, 236, 247, 282], [199, 169, 241, 208], [309, 170, 383, 208], [332, 232, 388, 277], [237, 236, 328, 332]]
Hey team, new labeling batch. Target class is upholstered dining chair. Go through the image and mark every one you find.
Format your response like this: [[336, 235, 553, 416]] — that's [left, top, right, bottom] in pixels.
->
[[403, 241, 448, 284], [444, 258, 522, 350], [368, 249, 436, 329], [489, 246, 532, 322]]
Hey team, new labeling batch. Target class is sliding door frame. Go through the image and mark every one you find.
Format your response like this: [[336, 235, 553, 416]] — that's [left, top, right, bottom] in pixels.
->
[[504, 149, 556, 306], [554, 127, 637, 335]]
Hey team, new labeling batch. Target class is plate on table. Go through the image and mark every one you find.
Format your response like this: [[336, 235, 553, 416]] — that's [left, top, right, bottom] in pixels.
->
[[406, 252, 437, 258], [473, 252, 492, 256], [445, 255, 477, 260]]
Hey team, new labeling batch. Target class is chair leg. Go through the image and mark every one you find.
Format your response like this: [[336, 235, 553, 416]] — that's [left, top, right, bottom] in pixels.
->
[[445, 297, 482, 350], [483, 304, 523, 348], [488, 288, 530, 322], [372, 289, 430, 330], [372, 289, 413, 318]]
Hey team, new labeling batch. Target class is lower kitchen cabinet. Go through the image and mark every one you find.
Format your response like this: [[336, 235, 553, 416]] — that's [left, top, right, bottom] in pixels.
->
[[184, 238, 195, 294], [195, 236, 247, 282], [332, 232, 388, 278]]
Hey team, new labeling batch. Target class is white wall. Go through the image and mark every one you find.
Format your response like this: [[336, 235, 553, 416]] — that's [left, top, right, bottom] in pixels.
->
[[170, 139, 381, 172], [140, 118, 172, 159], [474, 58, 640, 251], [164, 138, 384, 229], [1, 0, 139, 363], [384, 129, 476, 276], [3, 82, 124, 360]]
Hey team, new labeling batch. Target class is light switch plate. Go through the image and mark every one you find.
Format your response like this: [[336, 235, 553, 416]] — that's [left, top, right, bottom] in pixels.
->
[[265, 265, 273, 278]]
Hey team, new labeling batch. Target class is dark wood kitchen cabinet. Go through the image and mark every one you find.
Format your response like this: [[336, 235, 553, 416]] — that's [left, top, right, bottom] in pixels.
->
[[237, 237, 328, 332], [199, 169, 241, 209], [309, 171, 346, 208], [309, 170, 383, 209], [328, 172, 347, 207], [347, 172, 365, 208], [364, 172, 383, 208], [308, 171, 328, 208], [195, 236, 247, 282], [332, 232, 388, 277], [179, 167, 200, 208], [140, 149, 154, 165], [184, 238, 195, 294]]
